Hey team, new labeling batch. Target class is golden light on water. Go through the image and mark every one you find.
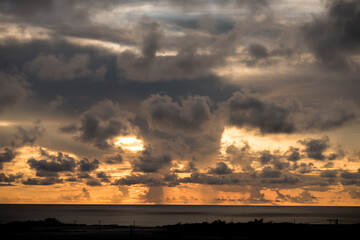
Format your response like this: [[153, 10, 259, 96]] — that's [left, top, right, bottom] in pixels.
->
[[114, 136, 144, 152]]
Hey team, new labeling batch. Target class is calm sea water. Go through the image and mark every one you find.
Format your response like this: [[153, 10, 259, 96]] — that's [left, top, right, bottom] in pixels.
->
[[0, 205, 359, 226]]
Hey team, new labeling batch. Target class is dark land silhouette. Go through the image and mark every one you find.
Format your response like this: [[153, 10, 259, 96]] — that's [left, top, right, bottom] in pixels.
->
[[1, 218, 359, 240]]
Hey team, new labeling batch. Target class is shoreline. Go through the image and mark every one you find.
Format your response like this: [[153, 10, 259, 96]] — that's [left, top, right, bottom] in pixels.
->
[[2, 218, 359, 240]]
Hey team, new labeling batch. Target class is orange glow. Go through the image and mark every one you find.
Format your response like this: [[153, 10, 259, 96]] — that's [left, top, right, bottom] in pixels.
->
[[114, 136, 144, 152], [220, 127, 308, 153]]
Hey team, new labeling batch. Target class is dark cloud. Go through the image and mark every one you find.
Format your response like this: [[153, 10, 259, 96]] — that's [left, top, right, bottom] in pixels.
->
[[86, 178, 102, 186], [340, 169, 360, 185], [27, 152, 76, 177], [76, 113, 128, 149], [295, 162, 314, 174], [0, 72, 31, 113], [11, 120, 46, 147], [77, 158, 100, 172], [60, 99, 134, 149], [0, 147, 17, 170], [22, 177, 63, 185], [301, 0, 360, 70], [261, 174, 299, 185], [180, 172, 241, 185], [225, 91, 357, 134], [105, 154, 123, 164], [141, 94, 212, 135], [172, 161, 197, 173], [0, 0, 54, 16], [328, 147, 346, 160], [77, 172, 91, 179], [0, 0, 122, 27], [116, 16, 239, 82], [0, 172, 23, 183], [0, 122, 45, 169], [261, 166, 281, 178], [246, 44, 269, 63], [65, 176, 79, 182], [132, 146, 172, 173], [320, 170, 338, 178], [59, 123, 78, 133], [226, 142, 253, 171], [272, 158, 290, 170], [208, 162, 233, 175], [112, 174, 165, 186], [285, 147, 301, 161], [138, 93, 225, 167], [225, 91, 298, 134], [298, 136, 329, 160], [96, 171, 111, 182], [259, 150, 272, 165], [23, 53, 98, 81]]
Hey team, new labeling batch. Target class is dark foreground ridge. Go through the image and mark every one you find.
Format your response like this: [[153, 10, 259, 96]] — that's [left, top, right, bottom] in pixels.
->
[[1, 218, 359, 240]]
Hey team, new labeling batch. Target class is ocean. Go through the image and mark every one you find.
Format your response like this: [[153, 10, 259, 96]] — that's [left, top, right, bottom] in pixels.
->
[[0, 205, 359, 226]]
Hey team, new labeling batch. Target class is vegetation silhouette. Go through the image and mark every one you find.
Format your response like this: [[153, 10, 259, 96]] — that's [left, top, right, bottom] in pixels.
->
[[1, 218, 359, 240]]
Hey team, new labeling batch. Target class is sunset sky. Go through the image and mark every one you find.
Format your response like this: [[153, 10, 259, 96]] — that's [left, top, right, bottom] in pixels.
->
[[1, 0, 360, 206]]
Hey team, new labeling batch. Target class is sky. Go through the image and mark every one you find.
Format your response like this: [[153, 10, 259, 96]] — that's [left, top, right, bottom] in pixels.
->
[[0, 0, 360, 206]]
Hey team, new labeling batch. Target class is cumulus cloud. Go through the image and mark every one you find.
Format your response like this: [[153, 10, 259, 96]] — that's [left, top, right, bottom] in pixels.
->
[[141, 94, 212, 135], [132, 146, 172, 173], [0, 148, 17, 170], [285, 147, 301, 161], [225, 91, 300, 133], [96, 171, 111, 182], [208, 162, 233, 175], [226, 142, 254, 171], [259, 150, 273, 165], [60, 99, 135, 149], [139, 93, 224, 166], [0, 121, 45, 169], [27, 152, 76, 177], [77, 158, 100, 172], [295, 162, 314, 174], [77, 111, 130, 149], [298, 136, 329, 160], [0, 172, 23, 183]]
